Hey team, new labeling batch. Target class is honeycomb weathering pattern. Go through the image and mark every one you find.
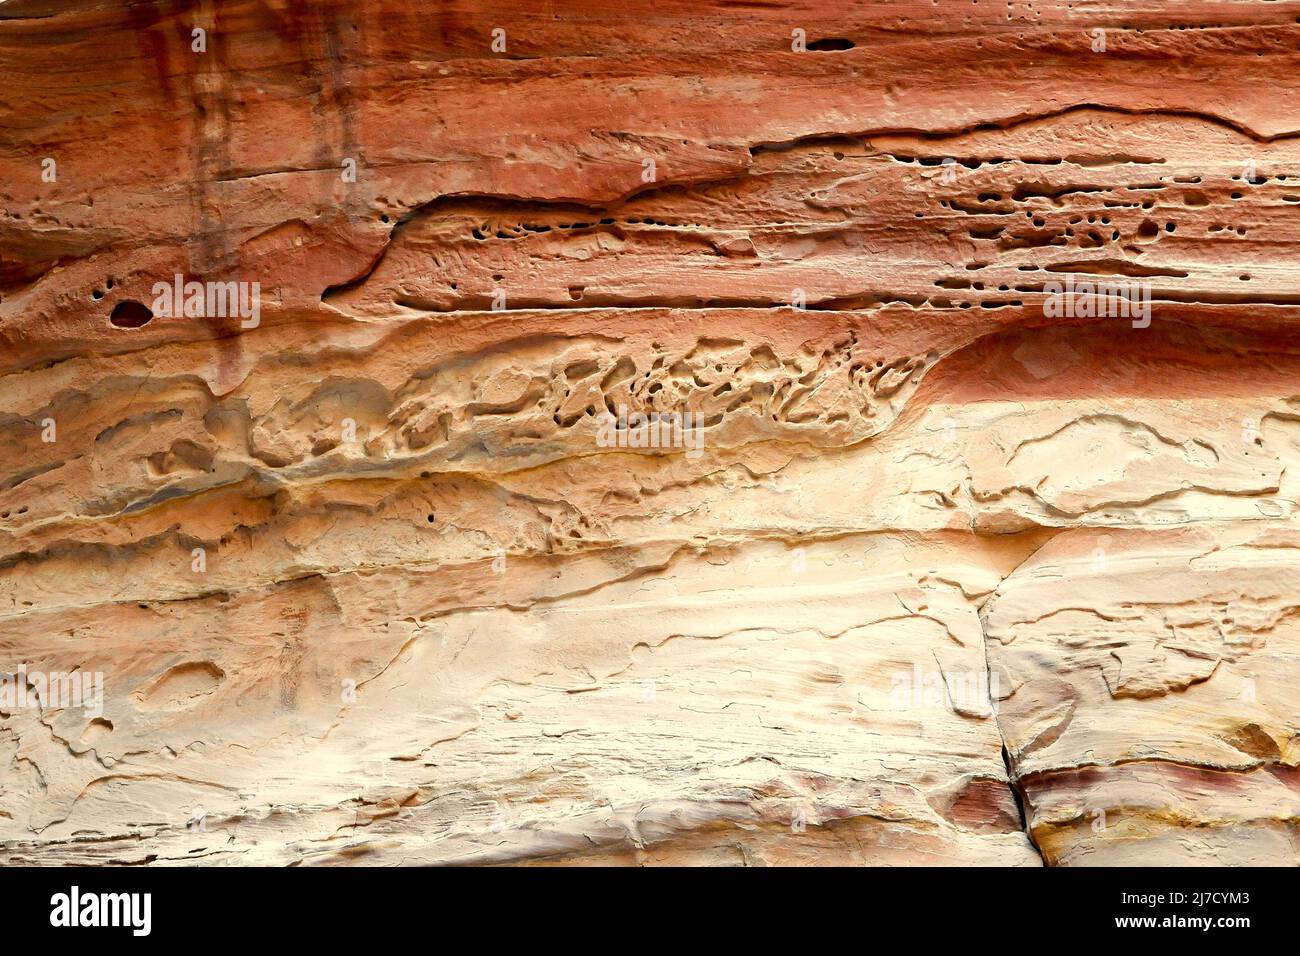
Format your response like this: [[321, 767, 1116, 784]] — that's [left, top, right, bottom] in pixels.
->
[[2, 0, 1300, 866]]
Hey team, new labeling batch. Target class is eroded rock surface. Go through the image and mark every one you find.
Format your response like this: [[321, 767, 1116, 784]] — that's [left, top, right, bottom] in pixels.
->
[[2, 0, 1299, 865]]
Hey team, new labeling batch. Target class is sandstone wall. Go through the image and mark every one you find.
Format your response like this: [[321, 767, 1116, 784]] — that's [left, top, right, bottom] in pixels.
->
[[2, 0, 1299, 865]]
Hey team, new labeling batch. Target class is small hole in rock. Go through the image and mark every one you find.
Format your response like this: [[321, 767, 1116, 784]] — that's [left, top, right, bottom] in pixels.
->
[[807, 37, 855, 51], [110, 300, 153, 328]]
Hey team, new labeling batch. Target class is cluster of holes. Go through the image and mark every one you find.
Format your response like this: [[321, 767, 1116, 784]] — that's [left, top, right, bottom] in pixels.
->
[[894, 155, 1083, 169], [389, 137, 1291, 318], [471, 218, 615, 241]]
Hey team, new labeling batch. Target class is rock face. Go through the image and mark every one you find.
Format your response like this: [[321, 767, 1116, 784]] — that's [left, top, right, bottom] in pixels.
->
[[2, 0, 1299, 866]]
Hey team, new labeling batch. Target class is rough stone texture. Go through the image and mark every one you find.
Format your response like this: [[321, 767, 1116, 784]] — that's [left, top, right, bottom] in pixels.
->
[[2, 0, 1299, 865]]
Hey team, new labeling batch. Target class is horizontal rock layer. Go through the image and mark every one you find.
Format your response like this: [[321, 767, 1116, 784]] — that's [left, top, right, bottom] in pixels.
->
[[2, 0, 1299, 865]]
